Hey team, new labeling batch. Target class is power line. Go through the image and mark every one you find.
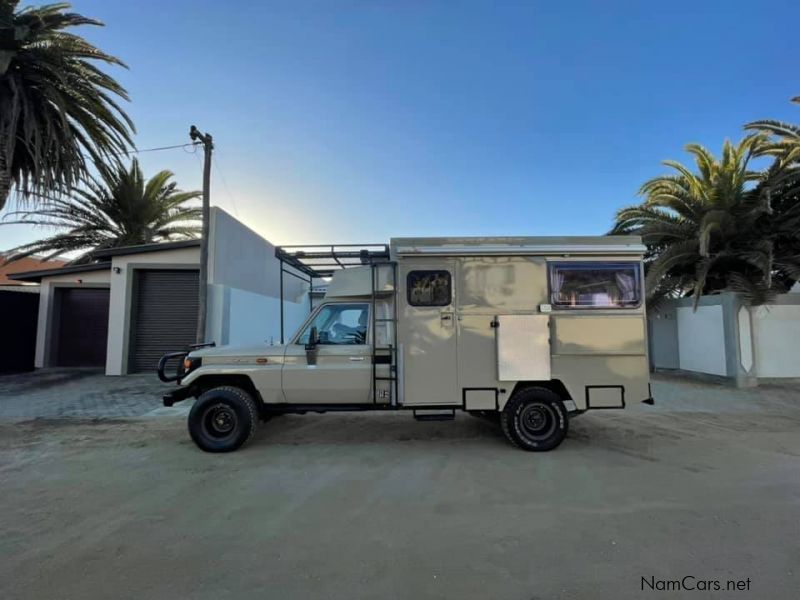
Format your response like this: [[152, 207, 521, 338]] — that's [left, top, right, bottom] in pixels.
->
[[108, 142, 201, 157], [212, 148, 240, 218], [2, 141, 207, 210], [78, 142, 201, 163]]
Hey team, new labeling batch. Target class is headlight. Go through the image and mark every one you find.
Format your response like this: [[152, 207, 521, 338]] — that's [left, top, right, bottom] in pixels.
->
[[183, 356, 202, 372]]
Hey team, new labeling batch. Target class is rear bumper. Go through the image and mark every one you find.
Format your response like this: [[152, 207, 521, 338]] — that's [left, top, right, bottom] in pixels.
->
[[163, 386, 195, 407]]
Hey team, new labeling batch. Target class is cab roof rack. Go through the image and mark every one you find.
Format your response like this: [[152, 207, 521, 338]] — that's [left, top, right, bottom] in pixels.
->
[[275, 244, 390, 278], [275, 244, 390, 343]]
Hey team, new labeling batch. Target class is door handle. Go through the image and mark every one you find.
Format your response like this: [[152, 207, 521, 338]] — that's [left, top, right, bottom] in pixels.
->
[[349, 357, 366, 362]]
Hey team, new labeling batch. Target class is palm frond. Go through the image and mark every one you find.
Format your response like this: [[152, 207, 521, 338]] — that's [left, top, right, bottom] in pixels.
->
[[745, 119, 800, 141], [726, 272, 780, 306], [614, 133, 800, 307], [2, 158, 201, 263], [0, 2, 134, 210]]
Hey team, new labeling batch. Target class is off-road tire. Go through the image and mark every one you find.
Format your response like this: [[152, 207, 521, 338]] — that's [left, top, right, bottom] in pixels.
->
[[188, 386, 259, 453], [500, 387, 569, 451]]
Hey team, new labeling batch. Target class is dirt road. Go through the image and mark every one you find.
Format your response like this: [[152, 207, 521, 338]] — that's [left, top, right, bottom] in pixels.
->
[[1, 376, 798, 599]]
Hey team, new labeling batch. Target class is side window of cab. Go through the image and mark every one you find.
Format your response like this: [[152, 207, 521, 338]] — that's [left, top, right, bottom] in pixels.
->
[[296, 303, 370, 345]]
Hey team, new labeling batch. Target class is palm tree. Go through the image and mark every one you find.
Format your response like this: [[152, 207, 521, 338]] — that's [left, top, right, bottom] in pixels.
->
[[611, 135, 800, 306], [1, 158, 201, 263], [743, 97, 800, 295], [0, 1, 134, 211], [745, 96, 800, 146]]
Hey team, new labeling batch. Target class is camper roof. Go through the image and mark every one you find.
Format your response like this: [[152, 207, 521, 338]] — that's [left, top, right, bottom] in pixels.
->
[[390, 235, 645, 257]]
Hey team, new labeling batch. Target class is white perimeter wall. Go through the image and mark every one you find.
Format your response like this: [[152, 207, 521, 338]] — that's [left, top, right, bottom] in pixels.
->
[[752, 305, 800, 377], [215, 286, 309, 345], [676, 304, 727, 376], [208, 207, 309, 347]]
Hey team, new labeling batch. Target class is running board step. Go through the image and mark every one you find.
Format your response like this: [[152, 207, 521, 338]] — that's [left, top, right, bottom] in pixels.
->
[[413, 409, 455, 422]]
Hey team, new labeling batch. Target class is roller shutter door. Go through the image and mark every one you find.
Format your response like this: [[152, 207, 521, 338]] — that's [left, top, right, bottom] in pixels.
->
[[55, 288, 110, 367], [129, 269, 199, 373]]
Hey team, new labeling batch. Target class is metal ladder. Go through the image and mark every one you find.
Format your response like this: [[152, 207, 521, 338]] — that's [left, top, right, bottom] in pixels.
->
[[370, 261, 398, 406]]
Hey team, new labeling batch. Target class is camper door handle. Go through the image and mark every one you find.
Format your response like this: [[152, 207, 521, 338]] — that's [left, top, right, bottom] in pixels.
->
[[441, 314, 452, 321]]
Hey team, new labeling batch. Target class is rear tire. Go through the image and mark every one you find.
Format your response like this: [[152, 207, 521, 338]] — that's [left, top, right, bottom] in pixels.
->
[[188, 386, 258, 453], [500, 387, 568, 451]]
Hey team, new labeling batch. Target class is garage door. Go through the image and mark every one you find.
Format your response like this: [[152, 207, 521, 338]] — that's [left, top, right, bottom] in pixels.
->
[[55, 288, 110, 367], [128, 269, 199, 373]]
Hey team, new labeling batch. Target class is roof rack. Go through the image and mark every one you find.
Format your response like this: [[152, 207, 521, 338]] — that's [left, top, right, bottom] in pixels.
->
[[274, 243, 389, 343], [275, 244, 390, 278]]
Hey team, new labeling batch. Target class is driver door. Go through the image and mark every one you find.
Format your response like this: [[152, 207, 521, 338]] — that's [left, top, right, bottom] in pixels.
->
[[282, 302, 372, 404]]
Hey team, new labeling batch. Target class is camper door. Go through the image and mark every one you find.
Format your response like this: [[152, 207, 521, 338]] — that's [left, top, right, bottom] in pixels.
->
[[399, 263, 459, 405]]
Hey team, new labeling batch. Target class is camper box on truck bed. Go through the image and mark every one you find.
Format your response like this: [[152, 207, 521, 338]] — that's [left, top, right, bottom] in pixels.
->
[[159, 235, 652, 453]]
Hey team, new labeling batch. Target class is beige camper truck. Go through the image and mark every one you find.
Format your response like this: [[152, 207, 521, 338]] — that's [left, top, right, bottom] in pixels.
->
[[159, 236, 653, 452]]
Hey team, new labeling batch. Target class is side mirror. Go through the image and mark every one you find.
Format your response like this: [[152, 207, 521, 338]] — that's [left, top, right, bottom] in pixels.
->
[[305, 326, 319, 351]]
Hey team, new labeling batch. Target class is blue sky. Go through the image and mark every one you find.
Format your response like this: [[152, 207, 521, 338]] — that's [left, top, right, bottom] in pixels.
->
[[2, 0, 799, 250]]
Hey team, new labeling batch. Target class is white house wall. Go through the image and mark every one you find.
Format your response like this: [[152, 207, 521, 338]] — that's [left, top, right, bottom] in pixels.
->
[[33, 210, 310, 374], [106, 247, 200, 375], [676, 304, 727, 376], [752, 304, 800, 377]]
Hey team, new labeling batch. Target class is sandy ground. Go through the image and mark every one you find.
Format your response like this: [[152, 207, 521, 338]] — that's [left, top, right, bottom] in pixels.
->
[[0, 375, 798, 599]]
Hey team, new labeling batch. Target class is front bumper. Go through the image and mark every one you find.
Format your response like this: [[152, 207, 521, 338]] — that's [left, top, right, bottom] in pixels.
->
[[163, 386, 195, 407], [157, 351, 188, 383]]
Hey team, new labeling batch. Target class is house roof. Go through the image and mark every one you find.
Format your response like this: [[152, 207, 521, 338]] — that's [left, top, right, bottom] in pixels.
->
[[0, 255, 67, 285], [91, 239, 200, 258], [8, 240, 200, 282], [8, 262, 112, 283]]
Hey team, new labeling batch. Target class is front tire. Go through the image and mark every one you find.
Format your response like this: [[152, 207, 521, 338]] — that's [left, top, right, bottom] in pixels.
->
[[500, 387, 569, 451], [188, 386, 258, 452]]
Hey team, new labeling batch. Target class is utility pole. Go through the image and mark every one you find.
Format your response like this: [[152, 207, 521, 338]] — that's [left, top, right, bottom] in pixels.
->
[[190, 125, 213, 344]]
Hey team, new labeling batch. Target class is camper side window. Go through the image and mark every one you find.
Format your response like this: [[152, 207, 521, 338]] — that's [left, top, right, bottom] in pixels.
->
[[407, 270, 452, 307], [549, 262, 641, 308]]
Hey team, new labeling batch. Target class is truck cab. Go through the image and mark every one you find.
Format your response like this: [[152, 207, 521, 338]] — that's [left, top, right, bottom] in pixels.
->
[[160, 236, 652, 453]]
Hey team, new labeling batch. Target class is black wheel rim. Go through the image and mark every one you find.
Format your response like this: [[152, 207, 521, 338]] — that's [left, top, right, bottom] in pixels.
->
[[202, 403, 238, 440], [519, 402, 557, 441]]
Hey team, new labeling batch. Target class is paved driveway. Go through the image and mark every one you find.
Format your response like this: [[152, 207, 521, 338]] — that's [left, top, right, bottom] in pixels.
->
[[0, 368, 178, 420]]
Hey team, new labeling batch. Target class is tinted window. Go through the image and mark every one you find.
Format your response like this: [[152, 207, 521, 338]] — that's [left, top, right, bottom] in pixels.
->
[[407, 270, 452, 307], [549, 262, 641, 308], [297, 303, 369, 345]]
